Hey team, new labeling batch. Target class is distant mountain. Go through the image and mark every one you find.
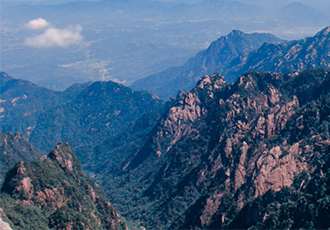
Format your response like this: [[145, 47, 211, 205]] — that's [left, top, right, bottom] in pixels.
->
[[225, 26, 330, 79], [167, 0, 263, 21], [103, 68, 330, 229], [0, 131, 44, 185], [0, 72, 63, 134], [132, 26, 330, 100], [0, 142, 134, 229], [0, 72, 91, 134], [274, 2, 330, 27], [131, 30, 284, 99]]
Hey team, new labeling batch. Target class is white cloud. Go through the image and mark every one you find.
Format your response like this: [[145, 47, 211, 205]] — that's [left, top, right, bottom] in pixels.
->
[[26, 18, 50, 30], [25, 25, 83, 48]]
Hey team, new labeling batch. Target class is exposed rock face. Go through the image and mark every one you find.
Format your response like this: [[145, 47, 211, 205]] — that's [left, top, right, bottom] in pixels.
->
[[18, 177, 33, 195], [164, 91, 202, 137], [105, 68, 330, 229], [0, 209, 13, 230], [252, 145, 307, 197], [0, 217, 12, 230], [49, 142, 75, 171], [0, 142, 133, 230]]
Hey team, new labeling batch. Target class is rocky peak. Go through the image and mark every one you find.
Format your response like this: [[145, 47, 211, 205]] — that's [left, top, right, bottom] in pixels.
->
[[16, 161, 27, 175], [228, 29, 245, 37], [124, 74, 227, 170], [316, 26, 330, 37], [48, 142, 76, 172], [0, 143, 132, 229], [133, 74, 226, 163], [196, 73, 227, 91]]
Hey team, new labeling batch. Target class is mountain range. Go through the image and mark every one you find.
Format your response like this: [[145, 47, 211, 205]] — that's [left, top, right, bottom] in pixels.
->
[[226, 26, 330, 79], [132, 26, 330, 100], [2, 68, 330, 229], [131, 29, 285, 99], [1, 26, 330, 229]]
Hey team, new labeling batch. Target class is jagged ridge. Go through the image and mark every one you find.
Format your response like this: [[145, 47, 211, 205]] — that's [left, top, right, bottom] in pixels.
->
[[225, 26, 330, 80]]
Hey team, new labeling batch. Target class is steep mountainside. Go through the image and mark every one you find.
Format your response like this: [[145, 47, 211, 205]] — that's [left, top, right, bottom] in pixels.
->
[[102, 68, 330, 229], [77, 100, 173, 175], [225, 26, 330, 80], [0, 142, 134, 230], [131, 30, 284, 99], [0, 131, 44, 185], [28, 80, 164, 152]]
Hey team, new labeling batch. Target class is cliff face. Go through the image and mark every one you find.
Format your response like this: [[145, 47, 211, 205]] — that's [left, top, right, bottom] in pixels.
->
[[228, 157, 330, 230], [104, 68, 330, 229], [0, 142, 133, 230], [0, 210, 13, 230]]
